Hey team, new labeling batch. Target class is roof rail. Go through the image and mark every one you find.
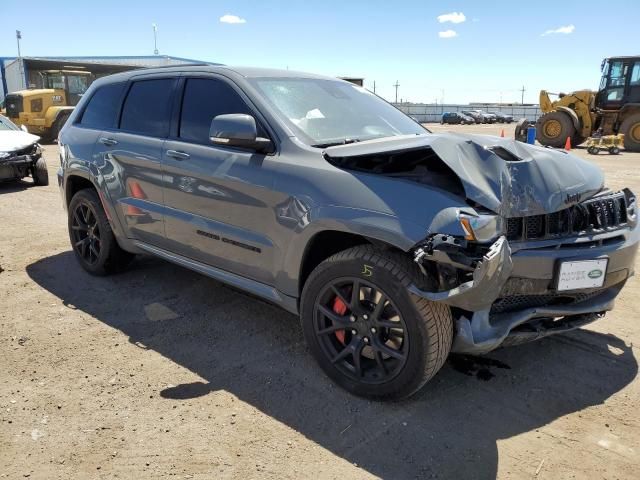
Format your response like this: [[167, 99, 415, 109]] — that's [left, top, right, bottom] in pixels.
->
[[142, 62, 219, 69]]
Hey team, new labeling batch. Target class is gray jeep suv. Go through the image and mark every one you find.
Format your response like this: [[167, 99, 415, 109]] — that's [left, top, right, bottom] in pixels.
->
[[57, 65, 639, 399]]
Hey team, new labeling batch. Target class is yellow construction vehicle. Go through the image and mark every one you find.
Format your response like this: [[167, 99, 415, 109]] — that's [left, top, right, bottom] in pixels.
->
[[536, 56, 640, 151], [1, 70, 93, 141]]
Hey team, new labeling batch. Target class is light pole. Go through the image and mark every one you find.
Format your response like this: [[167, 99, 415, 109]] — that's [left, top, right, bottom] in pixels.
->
[[152, 23, 159, 55], [16, 30, 25, 89], [393, 81, 400, 104]]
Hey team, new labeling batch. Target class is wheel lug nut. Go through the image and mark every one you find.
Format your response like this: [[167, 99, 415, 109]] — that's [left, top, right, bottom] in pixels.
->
[[370, 327, 376, 333], [363, 314, 369, 320], [351, 329, 357, 335], [363, 337, 369, 343], [349, 315, 356, 322]]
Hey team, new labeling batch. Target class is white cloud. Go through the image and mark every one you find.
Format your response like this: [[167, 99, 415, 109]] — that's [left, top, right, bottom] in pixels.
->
[[219, 14, 246, 24], [437, 12, 466, 24], [541, 24, 575, 36], [438, 30, 458, 39]]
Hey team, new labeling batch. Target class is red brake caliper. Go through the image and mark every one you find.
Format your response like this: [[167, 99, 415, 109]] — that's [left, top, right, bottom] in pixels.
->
[[332, 296, 348, 345]]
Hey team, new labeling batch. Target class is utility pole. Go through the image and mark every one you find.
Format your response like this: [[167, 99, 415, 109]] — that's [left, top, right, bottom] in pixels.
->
[[393, 80, 400, 104], [152, 23, 159, 55], [520, 85, 526, 105], [373, 80, 376, 94], [16, 30, 25, 89]]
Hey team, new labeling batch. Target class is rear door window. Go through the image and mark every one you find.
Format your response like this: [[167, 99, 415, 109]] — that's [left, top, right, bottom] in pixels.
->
[[179, 78, 262, 144], [80, 82, 125, 129], [120, 78, 176, 137]]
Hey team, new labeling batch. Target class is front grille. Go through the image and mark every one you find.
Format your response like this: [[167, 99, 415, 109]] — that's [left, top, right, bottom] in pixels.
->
[[4, 94, 23, 118], [506, 192, 628, 241], [491, 290, 603, 314]]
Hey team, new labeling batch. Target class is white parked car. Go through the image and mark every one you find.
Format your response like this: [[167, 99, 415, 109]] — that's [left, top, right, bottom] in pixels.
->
[[0, 114, 48, 186]]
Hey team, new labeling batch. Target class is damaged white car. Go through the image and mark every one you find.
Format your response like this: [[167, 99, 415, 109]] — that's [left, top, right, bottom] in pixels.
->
[[0, 114, 48, 186]]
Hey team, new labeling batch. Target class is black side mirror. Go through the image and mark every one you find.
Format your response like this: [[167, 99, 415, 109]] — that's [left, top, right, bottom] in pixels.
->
[[209, 114, 273, 153]]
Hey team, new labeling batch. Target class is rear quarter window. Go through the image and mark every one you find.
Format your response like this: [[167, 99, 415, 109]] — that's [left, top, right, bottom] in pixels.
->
[[80, 83, 125, 129]]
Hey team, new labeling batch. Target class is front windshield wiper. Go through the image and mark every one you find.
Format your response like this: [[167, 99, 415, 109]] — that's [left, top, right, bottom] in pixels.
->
[[311, 138, 362, 148]]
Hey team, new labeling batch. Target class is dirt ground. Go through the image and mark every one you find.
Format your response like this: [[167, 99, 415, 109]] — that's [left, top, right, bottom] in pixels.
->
[[1, 124, 639, 479]]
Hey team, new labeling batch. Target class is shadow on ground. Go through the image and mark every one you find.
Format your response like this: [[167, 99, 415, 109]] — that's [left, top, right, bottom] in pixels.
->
[[0, 179, 34, 193], [27, 251, 637, 479]]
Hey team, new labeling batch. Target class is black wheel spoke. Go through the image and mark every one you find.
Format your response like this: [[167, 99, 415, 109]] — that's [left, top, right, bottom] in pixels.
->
[[72, 224, 88, 232], [376, 319, 403, 330], [73, 211, 87, 229], [371, 293, 387, 320], [352, 340, 364, 377], [373, 340, 405, 361], [317, 304, 349, 326], [375, 351, 388, 374], [330, 285, 351, 310], [331, 346, 352, 364], [317, 324, 347, 336], [350, 280, 361, 310]]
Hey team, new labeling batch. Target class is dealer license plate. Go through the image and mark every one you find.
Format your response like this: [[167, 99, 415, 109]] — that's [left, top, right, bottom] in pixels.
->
[[557, 259, 608, 291]]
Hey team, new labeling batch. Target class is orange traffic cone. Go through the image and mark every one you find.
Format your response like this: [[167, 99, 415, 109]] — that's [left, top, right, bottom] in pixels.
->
[[500, 129, 505, 138], [125, 181, 147, 216], [564, 136, 572, 151]]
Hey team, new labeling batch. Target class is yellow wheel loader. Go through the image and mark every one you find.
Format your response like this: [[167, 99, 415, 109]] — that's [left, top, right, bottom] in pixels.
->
[[2, 70, 92, 142], [536, 56, 640, 151]]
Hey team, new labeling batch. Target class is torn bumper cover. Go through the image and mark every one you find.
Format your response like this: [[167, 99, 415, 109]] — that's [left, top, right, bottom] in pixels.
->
[[409, 230, 637, 354]]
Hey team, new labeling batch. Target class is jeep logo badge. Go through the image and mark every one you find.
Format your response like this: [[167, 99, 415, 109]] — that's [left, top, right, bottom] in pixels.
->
[[588, 269, 603, 279]]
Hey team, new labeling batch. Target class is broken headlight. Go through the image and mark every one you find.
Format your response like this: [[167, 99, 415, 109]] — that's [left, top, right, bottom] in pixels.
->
[[458, 212, 502, 242]]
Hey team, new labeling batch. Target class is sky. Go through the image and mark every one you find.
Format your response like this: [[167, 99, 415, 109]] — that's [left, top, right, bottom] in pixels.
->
[[2, 0, 639, 104]]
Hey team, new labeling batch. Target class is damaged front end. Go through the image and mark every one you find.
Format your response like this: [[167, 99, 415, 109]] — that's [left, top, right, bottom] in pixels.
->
[[0, 143, 42, 182], [323, 133, 639, 354], [409, 190, 638, 354]]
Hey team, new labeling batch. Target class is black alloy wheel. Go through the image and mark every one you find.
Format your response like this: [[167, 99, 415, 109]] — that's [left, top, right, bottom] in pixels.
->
[[71, 201, 102, 265]]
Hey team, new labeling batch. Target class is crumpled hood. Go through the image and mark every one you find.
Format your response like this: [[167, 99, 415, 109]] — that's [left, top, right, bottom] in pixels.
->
[[0, 131, 41, 152], [323, 133, 604, 217]]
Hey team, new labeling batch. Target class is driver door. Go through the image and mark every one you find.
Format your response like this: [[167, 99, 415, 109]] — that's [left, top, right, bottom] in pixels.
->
[[161, 75, 278, 285]]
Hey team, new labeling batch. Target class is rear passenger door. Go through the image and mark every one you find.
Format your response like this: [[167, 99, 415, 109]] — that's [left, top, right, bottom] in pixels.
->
[[161, 75, 277, 285], [95, 76, 177, 246]]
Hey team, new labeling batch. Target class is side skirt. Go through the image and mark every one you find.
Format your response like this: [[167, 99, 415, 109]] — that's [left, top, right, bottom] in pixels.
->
[[133, 241, 299, 315]]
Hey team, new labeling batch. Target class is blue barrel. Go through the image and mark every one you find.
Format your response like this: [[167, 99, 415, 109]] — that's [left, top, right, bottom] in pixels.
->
[[527, 126, 536, 145]]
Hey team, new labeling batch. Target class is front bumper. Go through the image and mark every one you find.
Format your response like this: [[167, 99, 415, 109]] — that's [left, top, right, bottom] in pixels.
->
[[411, 222, 639, 354], [0, 154, 39, 181]]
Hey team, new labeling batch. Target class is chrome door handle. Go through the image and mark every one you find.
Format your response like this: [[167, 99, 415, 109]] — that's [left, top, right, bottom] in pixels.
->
[[99, 137, 118, 146], [166, 150, 190, 161]]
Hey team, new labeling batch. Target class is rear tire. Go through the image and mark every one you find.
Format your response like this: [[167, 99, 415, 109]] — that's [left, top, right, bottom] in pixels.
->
[[300, 245, 453, 400], [620, 113, 640, 152], [68, 188, 134, 275], [32, 157, 49, 186], [536, 111, 576, 148]]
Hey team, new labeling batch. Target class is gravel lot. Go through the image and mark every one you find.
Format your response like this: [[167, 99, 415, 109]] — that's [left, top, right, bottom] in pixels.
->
[[1, 124, 639, 479]]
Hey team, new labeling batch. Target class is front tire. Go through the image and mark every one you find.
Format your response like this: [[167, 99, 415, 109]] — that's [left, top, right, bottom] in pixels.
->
[[32, 157, 49, 186], [300, 246, 453, 400], [68, 189, 134, 275], [536, 111, 576, 148]]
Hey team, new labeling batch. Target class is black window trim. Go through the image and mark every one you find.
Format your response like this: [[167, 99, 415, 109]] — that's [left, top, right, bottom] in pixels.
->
[[114, 74, 180, 139], [168, 72, 278, 155]]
